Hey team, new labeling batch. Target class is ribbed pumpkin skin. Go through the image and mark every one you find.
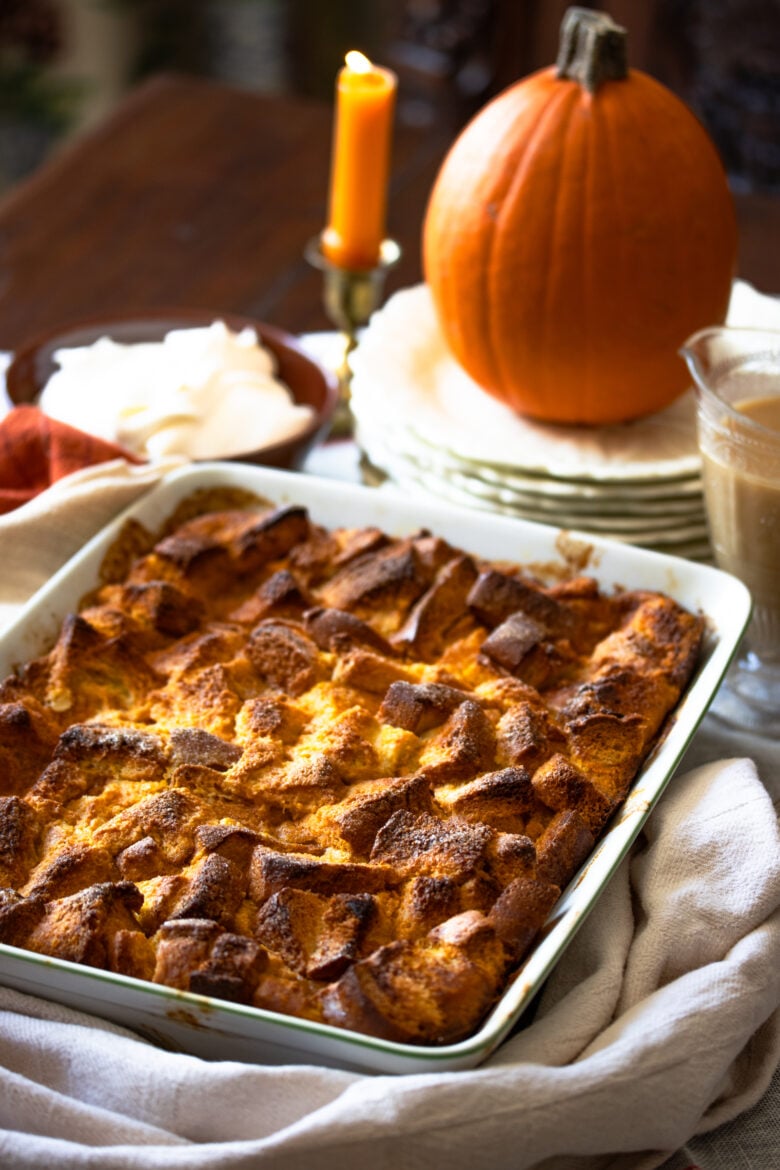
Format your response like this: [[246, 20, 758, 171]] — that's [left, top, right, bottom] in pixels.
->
[[422, 65, 738, 425]]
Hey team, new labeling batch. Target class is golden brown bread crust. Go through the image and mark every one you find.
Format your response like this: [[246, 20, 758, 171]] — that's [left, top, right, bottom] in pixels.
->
[[0, 502, 704, 1046]]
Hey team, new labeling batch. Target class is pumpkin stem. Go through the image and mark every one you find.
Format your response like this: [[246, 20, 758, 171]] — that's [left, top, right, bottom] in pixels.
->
[[556, 7, 628, 94]]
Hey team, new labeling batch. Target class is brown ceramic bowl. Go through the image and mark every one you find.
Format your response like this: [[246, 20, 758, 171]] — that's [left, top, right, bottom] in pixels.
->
[[5, 310, 339, 469]]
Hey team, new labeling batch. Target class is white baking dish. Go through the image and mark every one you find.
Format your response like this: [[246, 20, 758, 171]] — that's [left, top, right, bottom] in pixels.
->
[[0, 463, 751, 1074]]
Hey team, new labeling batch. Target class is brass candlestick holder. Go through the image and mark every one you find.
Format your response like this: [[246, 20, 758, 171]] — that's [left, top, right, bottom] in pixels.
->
[[305, 234, 401, 436]]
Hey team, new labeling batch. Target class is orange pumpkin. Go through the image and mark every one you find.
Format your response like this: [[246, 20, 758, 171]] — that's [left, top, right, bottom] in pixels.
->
[[422, 7, 738, 426]]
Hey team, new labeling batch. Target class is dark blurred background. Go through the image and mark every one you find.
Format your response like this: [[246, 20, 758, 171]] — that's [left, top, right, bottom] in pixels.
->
[[1, 0, 778, 196]]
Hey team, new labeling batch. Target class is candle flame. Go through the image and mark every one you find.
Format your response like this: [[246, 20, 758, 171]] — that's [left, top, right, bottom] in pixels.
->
[[345, 50, 373, 74]]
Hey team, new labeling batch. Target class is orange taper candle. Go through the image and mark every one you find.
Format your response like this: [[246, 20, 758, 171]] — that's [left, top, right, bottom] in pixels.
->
[[323, 50, 397, 271]]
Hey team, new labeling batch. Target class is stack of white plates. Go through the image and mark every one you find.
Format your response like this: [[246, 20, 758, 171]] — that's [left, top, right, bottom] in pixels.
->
[[349, 284, 711, 560]]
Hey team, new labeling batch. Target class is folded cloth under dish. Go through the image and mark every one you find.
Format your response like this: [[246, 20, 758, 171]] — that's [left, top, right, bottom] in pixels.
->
[[0, 404, 141, 514], [0, 753, 776, 1170], [0, 449, 184, 632], [0, 461, 777, 1170]]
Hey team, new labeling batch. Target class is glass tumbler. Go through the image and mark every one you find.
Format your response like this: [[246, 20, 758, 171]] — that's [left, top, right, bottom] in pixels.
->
[[681, 326, 780, 737]]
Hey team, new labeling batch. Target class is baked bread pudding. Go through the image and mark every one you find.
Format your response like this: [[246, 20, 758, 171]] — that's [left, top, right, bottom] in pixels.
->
[[0, 494, 703, 1045]]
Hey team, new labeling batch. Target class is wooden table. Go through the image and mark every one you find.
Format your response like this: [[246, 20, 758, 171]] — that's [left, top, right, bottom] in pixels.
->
[[0, 72, 776, 354], [0, 74, 451, 351]]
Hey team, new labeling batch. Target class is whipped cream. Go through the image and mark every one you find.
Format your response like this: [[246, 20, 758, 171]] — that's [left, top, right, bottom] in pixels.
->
[[39, 321, 315, 460]]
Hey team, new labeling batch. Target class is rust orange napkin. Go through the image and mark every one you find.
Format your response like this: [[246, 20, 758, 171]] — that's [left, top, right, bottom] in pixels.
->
[[0, 404, 141, 515]]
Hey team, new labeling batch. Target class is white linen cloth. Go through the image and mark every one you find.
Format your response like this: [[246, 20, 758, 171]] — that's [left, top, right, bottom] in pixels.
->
[[0, 461, 778, 1170], [0, 455, 184, 632]]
